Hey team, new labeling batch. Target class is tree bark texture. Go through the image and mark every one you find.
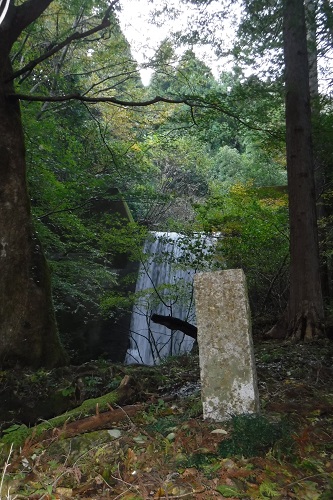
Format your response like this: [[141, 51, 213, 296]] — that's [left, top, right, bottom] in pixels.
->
[[0, 55, 67, 367], [283, 0, 324, 339]]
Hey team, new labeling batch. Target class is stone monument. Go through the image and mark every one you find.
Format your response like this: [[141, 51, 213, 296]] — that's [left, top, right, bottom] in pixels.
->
[[194, 269, 260, 421]]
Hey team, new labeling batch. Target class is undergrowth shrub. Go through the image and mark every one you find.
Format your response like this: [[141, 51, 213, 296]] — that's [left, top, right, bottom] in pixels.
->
[[178, 413, 294, 473], [217, 414, 293, 458]]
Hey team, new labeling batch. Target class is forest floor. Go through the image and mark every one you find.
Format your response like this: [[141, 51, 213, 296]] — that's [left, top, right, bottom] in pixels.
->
[[1, 338, 333, 499]]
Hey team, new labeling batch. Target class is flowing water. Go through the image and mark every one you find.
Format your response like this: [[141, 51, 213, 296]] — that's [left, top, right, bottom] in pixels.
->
[[125, 232, 214, 365]]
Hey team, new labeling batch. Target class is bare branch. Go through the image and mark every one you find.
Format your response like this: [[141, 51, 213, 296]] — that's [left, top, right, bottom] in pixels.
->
[[82, 70, 139, 96], [10, 92, 189, 107], [10, 31, 30, 65], [7, 0, 120, 82], [35, 6, 85, 117], [38, 199, 94, 220], [190, 105, 198, 125], [11, 90, 277, 136], [64, 60, 134, 78]]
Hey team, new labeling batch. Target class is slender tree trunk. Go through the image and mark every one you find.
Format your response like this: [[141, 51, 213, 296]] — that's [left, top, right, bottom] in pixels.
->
[[305, 0, 319, 98], [305, 0, 331, 300], [283, 0, 324, 339], [0, 56, 67, 368]]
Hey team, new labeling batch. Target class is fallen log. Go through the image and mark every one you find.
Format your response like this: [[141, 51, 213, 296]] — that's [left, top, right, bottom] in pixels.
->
[[6, 402, 145, 473], [46, 404, 144, 439], [1, 374, 140, 451], [151, 314, 197, 341]]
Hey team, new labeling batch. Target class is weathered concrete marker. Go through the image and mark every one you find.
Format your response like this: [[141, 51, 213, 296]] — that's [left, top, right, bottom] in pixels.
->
[[194, 269, 259, 421]]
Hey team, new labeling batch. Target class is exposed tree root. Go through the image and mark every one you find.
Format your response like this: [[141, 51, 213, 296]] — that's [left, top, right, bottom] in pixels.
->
[[265, 302, 325, 341], [288, 304, 324, 341]]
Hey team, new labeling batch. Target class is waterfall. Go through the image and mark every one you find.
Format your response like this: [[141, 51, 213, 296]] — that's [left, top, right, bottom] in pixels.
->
[[125, 232, 214, 365]]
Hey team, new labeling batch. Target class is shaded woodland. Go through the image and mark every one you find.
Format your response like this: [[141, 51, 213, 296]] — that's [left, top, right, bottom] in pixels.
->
[[2, 0, 332, 367], [1, 1, 333, 496]]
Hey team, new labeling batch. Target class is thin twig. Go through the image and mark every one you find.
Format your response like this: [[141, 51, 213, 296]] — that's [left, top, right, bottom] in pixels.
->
[[0, 443, 16, 500]]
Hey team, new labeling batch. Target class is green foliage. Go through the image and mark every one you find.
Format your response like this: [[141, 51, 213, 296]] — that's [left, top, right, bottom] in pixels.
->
[[20, 0, 291, 339], [1, 424, 30, 447], [146, 415, 182, 436], [258, 480, 280, 498], [12, 0, 325, 359], [147, 53, 287, 221], [24, 102, 130, 329], [195, 183, 289, 316], [216, 484, 245, 498], [179, 451, 217, 469], [204, 142, 286, 191], [16, 5, 154, 352], [149, 45, 216, 97], [217, 414, 292, 458], [60, 385, 76, 397], [100, 220, 148, 262], [100, 291, 134, 317]]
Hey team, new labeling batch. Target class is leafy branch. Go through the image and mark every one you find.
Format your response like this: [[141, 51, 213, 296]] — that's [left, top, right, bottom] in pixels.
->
[[7, 0, 120, 83]]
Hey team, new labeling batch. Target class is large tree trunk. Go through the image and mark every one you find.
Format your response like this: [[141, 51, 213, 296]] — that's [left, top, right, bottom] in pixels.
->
[[280, 0, 324, 340], [0, 57, 67, 368]]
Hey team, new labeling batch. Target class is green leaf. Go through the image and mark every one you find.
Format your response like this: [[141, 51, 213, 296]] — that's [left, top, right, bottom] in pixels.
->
[[216, 484, 244, 498], [2, 424, 23, 434], [259, 480, 280, 498]]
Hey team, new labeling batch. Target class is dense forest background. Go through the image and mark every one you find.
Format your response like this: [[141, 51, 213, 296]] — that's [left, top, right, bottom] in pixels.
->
[[1, 0, 333, 366]]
